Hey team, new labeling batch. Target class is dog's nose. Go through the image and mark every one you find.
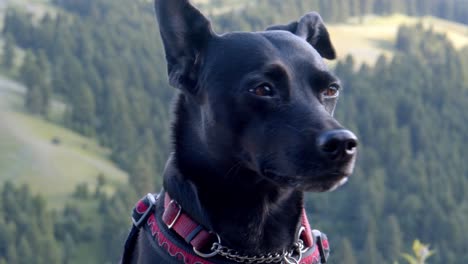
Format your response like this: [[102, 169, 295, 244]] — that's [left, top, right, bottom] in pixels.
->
[[317, 129, 358, 161]]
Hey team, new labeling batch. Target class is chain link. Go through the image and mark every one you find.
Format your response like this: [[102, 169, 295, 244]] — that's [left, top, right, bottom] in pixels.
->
[[210, 239, 304, 264]]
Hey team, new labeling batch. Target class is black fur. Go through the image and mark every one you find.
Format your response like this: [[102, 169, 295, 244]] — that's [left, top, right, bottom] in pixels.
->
[[129, 0, 358, 262]]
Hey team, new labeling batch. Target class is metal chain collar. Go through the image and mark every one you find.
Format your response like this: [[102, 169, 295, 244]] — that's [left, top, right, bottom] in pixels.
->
[[209, 239, 306, 264]]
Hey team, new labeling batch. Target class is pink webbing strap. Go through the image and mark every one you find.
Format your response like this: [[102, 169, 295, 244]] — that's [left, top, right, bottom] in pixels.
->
[[162, 193, 216, 252], [301, 208, 314, 248]]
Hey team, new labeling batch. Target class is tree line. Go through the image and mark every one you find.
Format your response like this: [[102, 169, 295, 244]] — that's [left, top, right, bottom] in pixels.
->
[[208, 0, 468, 32]]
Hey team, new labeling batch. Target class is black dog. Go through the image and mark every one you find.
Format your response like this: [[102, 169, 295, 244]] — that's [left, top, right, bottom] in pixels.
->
[[122, 0, 357, 263]]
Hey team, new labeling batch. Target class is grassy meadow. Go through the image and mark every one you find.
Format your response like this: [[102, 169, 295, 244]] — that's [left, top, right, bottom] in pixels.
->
[[0, 77, 127, 209], [328, 14, 468, 65]]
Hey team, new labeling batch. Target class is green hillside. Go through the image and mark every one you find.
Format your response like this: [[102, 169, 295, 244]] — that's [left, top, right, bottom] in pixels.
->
[[328, 14, 468, 65], [0, 76, 127, 209]]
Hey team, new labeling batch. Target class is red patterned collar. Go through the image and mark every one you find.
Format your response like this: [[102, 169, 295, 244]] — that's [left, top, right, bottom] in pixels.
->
[[122, 192, 330, 264]]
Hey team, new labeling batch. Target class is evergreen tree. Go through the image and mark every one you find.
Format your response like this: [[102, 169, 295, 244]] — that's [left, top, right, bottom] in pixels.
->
[[36, 50, 52, 115], [130, 154, 156, 194], [349, 0, 361, 16], [25, 83, 45, 114], [2, 34, 15, 70], [19, 51, 37, 88], [383, 215, 403, 262], [71, 82, 96, 135], [17, 236, 33, 264], [0, 183, 63, 263], [336, 238, 358, 264], [63, 234, 75, 264], [0, 221, 7, 258], [359, 0, 374, 18], [6, 245, 17, 264], [362, 233, 383, 264], [20, 51, 49, 115], [361, 220, 383, 264]]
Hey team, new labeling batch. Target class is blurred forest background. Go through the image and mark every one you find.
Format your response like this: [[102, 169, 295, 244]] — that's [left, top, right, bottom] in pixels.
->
[[0, 0, 467, 263]]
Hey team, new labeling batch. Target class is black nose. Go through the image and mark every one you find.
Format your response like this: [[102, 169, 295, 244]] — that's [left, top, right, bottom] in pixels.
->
[[317, 129, 358, 161]]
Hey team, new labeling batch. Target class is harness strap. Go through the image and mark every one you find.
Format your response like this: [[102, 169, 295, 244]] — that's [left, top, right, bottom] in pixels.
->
[[121, 225, 140, 264], [121, 193, 158, 264]]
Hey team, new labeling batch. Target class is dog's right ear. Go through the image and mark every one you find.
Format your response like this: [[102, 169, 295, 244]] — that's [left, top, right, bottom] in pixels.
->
[[154, 0, 214, 93], [266, 12, 336, 60]]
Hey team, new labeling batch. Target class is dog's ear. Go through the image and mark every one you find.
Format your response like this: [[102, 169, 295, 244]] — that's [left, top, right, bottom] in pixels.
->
[[266, 12, 336, 60], [154, 0, 214, 93]]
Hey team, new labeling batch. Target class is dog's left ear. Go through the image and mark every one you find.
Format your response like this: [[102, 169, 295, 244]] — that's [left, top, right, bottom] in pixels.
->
[[154, 0, 215, 93], [266, 12, 336, 60]]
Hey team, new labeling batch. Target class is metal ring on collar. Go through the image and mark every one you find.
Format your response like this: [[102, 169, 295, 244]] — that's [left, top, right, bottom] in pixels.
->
[[284, 253, 301, 264], [296, 226, 310, 254], [193, 233, 222, 258], [283, 227, 306, 264]]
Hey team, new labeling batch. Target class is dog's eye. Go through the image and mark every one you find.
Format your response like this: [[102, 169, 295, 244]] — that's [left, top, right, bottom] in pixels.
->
[[249, 85, 274, 97], [322, 85, 340, 99]]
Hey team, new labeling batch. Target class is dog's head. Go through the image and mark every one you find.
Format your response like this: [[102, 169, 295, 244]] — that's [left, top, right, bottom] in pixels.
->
[[155, 0, 357, 192]]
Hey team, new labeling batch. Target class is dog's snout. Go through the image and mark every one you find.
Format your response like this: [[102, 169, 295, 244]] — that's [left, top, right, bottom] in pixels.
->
[[317, 129, 358, 161]]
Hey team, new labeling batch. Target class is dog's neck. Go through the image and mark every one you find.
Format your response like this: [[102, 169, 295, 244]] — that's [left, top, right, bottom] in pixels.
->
[[164, 159, 304, 254], [163, 95, 305, 254]]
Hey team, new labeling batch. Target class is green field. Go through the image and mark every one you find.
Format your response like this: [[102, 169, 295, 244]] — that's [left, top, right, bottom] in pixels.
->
[[0, 77, 128, 209], [0, 0, 57, 21], [327, 14, 468, 65]]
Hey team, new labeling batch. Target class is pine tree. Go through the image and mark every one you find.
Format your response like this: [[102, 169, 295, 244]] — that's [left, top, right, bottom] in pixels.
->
[[130, 154, 155, 194], [0, 220, 7, 258], [388, 0, 405, 14], [2, 34, 15, 71], [336, 238, 358, 264], [349, 0, 361, 17], [361, 220, 383, 264], [63, 234, 75, 264], [71, 82, 96, 135], [384, 215, 403, 262], [17, 236, 34, 264], [359, 0, 374, 18], [19, 51, 37, 88], [20, 51, 49, 115], [25, 84, 45, 114], [6, 244, 17, 264]]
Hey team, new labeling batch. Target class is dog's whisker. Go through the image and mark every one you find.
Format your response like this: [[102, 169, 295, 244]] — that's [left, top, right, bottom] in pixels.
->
[[223, 161, 243, 178], [285, 124, 302, 132]]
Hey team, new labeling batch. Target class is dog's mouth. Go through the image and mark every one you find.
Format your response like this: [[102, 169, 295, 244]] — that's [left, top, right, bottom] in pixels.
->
[[261, 164, 354, 192], [327, 177, 349, 192]]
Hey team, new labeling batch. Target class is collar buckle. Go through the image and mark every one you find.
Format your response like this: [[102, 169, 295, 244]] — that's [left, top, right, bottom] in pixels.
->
[[132, 193, 157, 228], [165, 199, 182, 229]]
